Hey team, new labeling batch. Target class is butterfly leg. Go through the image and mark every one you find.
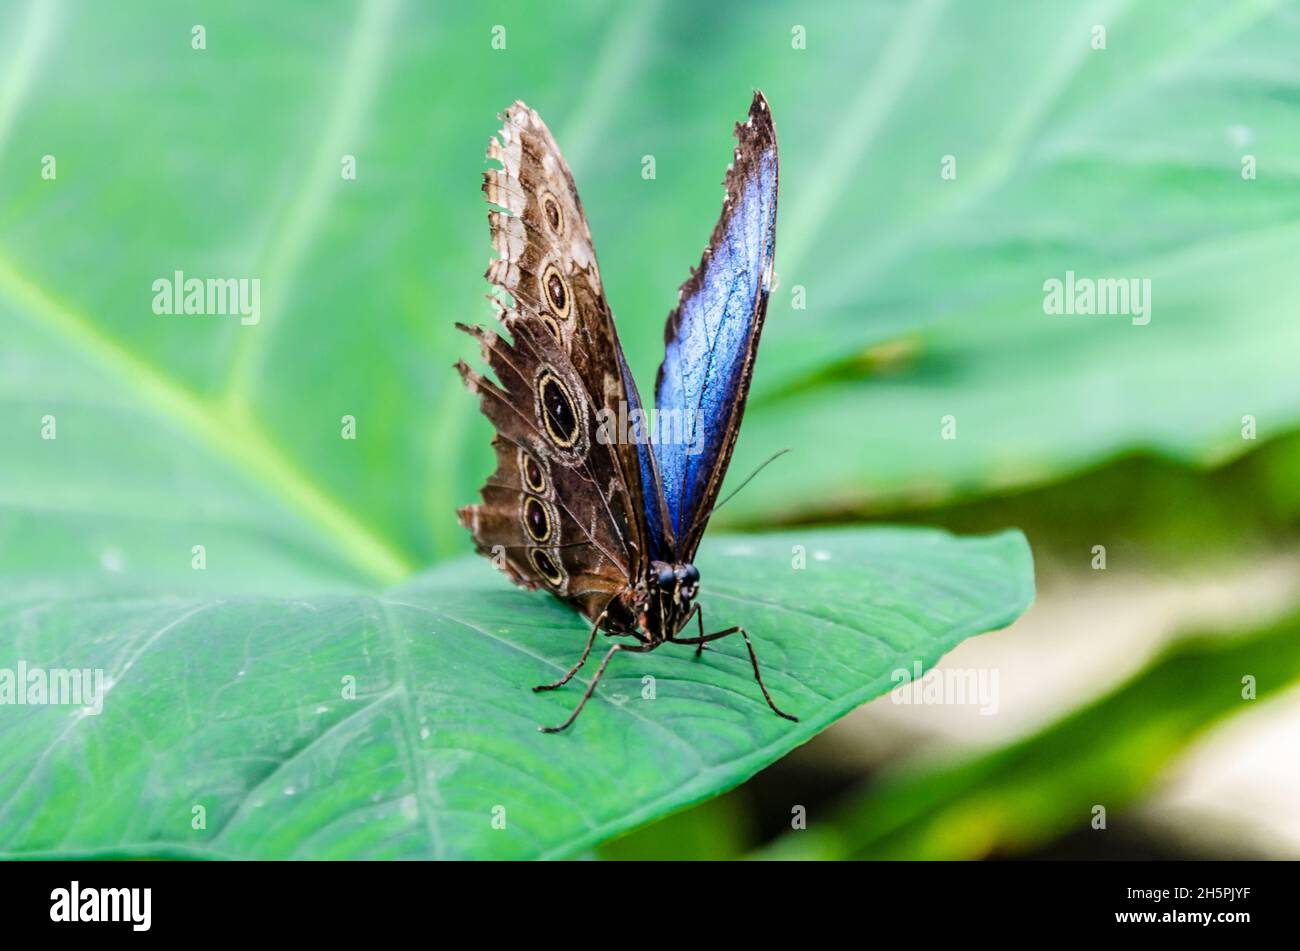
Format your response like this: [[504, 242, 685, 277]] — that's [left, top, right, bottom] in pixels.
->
[[539, 641, 655, 733], [533, 610, 605, 692], [670, 624, 798, 723], [682, 602, 707, 656]]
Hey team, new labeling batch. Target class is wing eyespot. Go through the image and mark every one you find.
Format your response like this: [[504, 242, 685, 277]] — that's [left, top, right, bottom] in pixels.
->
[[538, 311, 563, 343], [536, 369, 581, 449], [522, 496, 552, 542], [540, 191, 564, 236], [541, 263, 572, 321], [529, 547, 565, 586], [519, 449, 548, 494]]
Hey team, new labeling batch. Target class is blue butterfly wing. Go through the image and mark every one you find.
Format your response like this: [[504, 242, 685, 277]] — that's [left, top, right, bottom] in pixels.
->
[[640, 92, 778, 562]]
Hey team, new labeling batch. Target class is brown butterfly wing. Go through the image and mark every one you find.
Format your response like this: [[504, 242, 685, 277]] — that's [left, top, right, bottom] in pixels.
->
[[458, 101, 647, 632]]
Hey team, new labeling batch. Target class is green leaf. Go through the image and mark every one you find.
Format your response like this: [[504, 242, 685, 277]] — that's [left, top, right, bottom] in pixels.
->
[[753, 605, 1300, 861], [0, 528, 1033, 859]]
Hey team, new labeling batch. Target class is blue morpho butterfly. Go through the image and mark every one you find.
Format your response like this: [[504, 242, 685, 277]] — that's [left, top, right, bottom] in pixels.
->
[[457, 91, 795, 732]]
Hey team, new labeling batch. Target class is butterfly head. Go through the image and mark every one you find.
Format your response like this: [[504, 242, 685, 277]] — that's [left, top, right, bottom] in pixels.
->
[[636, 561, 702, 642], [653, 561, 700, 608]]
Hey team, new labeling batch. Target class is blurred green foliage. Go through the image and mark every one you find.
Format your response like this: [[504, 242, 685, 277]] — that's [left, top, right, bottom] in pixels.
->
[[4, 1, 1298, 579], [755, 608, 1300, 860]]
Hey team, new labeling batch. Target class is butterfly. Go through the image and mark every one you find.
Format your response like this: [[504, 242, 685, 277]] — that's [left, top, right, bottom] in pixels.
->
[[457, 91, 796, 733]]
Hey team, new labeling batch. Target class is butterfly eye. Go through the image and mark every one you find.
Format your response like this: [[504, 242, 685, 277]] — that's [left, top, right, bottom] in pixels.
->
[[656, 567, 676, 589], [684, 565, 700, 584]]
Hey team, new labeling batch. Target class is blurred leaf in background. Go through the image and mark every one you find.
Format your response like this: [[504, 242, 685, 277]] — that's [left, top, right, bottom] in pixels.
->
[[5, 0, 1298, 579]]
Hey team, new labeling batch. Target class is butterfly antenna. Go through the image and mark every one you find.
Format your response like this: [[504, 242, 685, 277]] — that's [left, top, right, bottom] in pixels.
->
[[708, 449, 791, 517]]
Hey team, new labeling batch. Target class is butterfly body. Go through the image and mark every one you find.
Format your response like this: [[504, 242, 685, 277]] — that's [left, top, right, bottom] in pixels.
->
[[458, 93, 794, 731]]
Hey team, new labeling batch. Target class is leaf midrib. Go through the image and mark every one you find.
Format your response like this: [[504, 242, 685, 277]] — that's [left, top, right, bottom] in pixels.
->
[[0, 250, 413, 585]]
